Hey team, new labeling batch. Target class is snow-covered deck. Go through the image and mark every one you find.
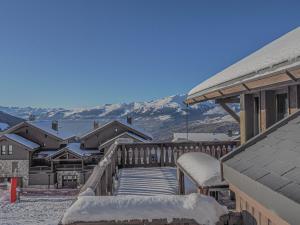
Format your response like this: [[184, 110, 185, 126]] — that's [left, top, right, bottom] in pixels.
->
[[115, 167, 178, 196]]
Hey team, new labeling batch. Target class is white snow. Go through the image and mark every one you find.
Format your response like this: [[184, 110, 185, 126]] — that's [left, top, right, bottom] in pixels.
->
[[157, 115, 172, 121], [81, 119, 152, 140], [177, 152, 225, 187], [3, 134, 40, 150], [0, 195, 74, 225], [28, 121, 75, 140], [78, 188, 95, 197], [189, 27, 300, 98], [99, 132, 148, 149], [115, 167, 178, 196], [0, 122, 9, 131], [63, 143, 99, 157], [62, 193, 228, 225], [173, 133, 235, 142]]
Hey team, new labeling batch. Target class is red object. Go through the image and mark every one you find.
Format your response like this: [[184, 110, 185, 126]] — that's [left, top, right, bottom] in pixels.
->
[[10, 177, 17, 203]]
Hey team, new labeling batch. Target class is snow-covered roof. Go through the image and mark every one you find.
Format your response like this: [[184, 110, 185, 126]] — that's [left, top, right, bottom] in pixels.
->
[[49, 143, 99, 159], [99, 131, 148, 149], [33, 149, 58, 158], [188, 27, 300, 102], [0, 122, 9, 131], [62, 193, 227, 225], [2, 134, 40, 150], [81, 120, 152, 140], [173, 132, 237, 142], [177, 152, 226, 187], [28, 121, 75, 140]]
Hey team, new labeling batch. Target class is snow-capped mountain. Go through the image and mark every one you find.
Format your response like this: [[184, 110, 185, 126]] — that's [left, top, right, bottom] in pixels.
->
[[0, 95, 239, 140]]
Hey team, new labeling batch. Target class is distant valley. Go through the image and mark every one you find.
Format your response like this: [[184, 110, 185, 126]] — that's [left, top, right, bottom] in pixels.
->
[[0, 95, 239, 140]]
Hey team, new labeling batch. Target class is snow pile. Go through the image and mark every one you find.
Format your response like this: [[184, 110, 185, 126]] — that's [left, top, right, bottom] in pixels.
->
[[177, 152, 225, 187], [0, 196, 74, 225], [0, 122, 9, 131], [62, 193, 228, 225], [189, 27, 300, 97]]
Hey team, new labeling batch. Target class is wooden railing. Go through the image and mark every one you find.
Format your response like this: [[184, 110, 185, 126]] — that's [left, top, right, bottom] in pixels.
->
[[80, 141, 238, 196]]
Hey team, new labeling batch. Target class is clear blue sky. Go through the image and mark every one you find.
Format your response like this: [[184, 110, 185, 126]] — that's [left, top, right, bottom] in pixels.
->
[[0, 0, 299, 108]]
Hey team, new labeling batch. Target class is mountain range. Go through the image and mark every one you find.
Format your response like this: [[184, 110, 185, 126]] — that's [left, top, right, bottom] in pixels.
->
[[0, 95, 239, 140]]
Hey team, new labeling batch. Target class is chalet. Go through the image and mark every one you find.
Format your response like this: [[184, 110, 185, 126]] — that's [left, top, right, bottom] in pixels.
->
[[187, 27, 300, 225], [80, 119, 152, 153], [0, 119, 151, 189]]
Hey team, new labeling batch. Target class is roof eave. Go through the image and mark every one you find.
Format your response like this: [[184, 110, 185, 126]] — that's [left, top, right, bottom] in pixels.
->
[[187, 63, 300, 105]]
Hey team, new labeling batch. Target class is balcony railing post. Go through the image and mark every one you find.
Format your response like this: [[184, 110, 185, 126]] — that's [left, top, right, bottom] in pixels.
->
[[160, 144, 164, 167], [121, 145, 125, 168]]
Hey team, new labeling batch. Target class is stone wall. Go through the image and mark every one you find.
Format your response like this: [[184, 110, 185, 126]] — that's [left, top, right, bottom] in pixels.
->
[[0, 160, 29, 187]]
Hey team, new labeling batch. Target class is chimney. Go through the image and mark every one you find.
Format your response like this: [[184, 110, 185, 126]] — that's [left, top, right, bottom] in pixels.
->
[[52, 120, 58, 131], [93, 120, 99, 129], [127, 116, 132, 125], [29, 114, 36, 121], [228, 130, 233, 137]]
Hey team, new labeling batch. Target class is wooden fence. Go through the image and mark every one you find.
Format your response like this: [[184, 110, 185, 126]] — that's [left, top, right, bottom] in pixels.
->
[[80, 141, 238, 196]]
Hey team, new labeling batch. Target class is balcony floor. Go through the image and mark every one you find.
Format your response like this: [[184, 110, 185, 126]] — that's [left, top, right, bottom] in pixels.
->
[[115, 167, 178, 196]]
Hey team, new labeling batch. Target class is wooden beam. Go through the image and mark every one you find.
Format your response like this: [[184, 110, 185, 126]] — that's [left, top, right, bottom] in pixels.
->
[[242, 83, 251, 91], [215, 96, 240, 104], [218, 102, 240, 123], [286, 70, 298, 82]]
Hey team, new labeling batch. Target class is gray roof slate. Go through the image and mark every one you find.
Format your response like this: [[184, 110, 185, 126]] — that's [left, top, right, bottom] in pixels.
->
[[224, 112, 300, 204]]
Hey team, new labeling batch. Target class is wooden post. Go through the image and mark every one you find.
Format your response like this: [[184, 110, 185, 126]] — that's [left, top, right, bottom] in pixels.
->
[[160, 144, 164, 166], [121, 145, 125, 168], [261, 90, 276, 131], [177, 168, 185, 195], [107, 163, 113, 195], [288, 85, 300, 114], [240, 94, 254, 144], [81, 159, 84, 171]]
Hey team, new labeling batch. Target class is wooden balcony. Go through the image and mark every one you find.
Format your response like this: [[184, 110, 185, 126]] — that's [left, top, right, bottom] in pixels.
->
[[80, 140, 239, 196]]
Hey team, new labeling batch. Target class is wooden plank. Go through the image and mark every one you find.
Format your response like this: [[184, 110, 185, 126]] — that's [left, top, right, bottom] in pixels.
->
[[215, 96, 240, 104], [288, 85, 300, 114], [221, 84, 246, 95], [245, 73, 291, 89]]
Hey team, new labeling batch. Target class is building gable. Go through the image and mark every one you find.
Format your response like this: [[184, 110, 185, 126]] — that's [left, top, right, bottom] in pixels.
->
[[81, 120, 152, 149], [6, 122, 66, 149]]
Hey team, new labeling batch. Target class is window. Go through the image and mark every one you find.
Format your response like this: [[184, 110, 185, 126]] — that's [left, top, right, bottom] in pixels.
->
[[276, 93, 288, 121], [44, 134, 48, 138], [26, 129, 29, 134], [8, 145, 13, 155], [12, 161, 18, 173], [1, 145, 6, 155]]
